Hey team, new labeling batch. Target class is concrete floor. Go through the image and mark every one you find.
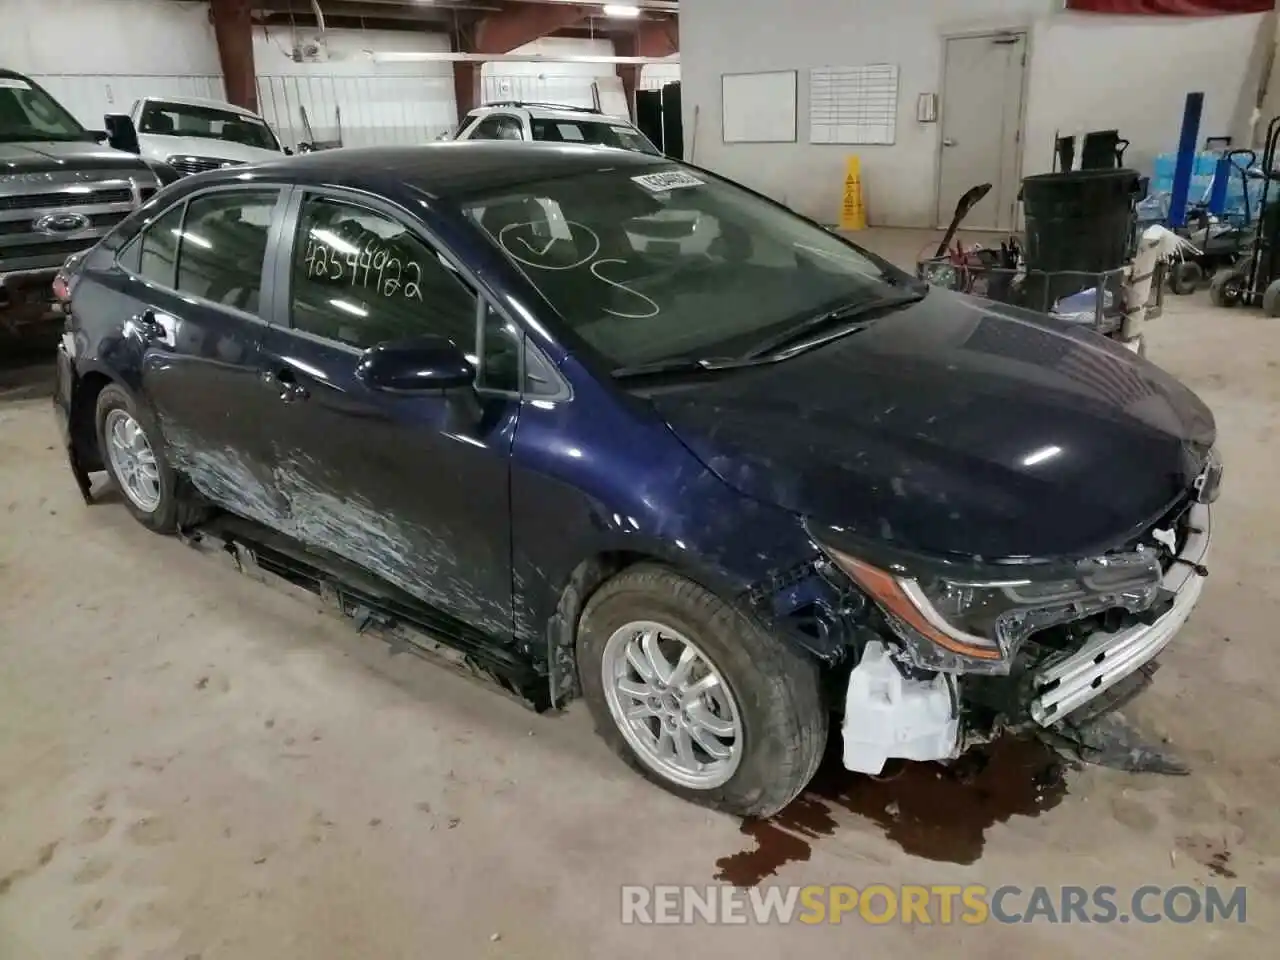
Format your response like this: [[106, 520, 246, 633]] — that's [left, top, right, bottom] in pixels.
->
[[2, 230, 1279, 957]]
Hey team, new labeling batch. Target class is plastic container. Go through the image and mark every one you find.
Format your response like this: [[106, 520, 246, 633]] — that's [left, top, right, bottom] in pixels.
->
[[841, 640, 959, 775], [1021, 168, 1143, 305]]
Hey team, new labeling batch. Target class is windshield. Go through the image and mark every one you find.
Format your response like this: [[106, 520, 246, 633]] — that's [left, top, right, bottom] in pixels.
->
[[138, 101, 280, 152], [461, 165, 909, 368], [0, 75, 90, 143], [530, 117, 662, 156]]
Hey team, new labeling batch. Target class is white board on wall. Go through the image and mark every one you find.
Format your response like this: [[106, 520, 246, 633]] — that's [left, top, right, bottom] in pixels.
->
[[809, 64, 899, 145], [721, 70, 796, 144]]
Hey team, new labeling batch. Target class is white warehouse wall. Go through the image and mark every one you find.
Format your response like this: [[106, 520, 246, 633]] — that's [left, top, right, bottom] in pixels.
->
[[1024, 12, 1268, 175], [0, 0, 224, 127], [254, 26, 454, 149], [482, 37, 629, 118], [682, 0, 1265, 226]]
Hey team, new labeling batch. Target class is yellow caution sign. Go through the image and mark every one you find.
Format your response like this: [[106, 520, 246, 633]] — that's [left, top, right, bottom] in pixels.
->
[[839, 156, 867, 231]]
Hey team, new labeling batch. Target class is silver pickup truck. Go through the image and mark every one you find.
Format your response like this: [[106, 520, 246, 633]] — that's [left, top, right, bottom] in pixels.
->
[[1, 68, 176, 344]]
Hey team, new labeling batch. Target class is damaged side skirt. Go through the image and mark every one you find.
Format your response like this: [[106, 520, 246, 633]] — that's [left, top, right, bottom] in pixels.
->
[[180, 514, 553, 712]]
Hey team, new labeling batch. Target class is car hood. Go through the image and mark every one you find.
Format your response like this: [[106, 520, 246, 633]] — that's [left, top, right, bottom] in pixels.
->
[[139, 134, 282, 165], [0, 139, 150, 174], [643, 290, 1215, 560]]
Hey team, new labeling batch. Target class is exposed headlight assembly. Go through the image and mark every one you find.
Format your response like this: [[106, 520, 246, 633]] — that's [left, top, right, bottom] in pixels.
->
[[816, 541, 1164, 675]]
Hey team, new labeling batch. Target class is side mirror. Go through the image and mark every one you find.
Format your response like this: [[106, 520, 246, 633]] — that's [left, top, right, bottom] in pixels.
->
[[103, 113, 140, 154], [283, 146, 294, 156], [87, 129, 108, 143], [357, 335, 474, 392]]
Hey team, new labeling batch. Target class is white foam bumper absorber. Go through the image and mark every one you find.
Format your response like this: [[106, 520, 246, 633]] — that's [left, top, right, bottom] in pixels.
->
[[842, 640, 961, 774]]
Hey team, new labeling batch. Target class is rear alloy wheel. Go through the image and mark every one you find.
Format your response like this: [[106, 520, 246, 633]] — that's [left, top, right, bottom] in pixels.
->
[[577, 564, 827, 817], [103, 407, 162, 513], [94, 383, 206, 534]]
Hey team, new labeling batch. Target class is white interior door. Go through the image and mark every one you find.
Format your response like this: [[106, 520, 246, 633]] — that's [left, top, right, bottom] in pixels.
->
[[936, 33, 1027, 231]]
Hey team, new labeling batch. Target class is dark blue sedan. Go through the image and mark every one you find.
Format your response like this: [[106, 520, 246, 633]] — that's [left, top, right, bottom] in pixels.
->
[[54, 142, 1219, 815]]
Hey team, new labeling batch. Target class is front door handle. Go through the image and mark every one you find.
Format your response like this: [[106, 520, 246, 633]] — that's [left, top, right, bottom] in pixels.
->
[[261, 368, 310, 403]]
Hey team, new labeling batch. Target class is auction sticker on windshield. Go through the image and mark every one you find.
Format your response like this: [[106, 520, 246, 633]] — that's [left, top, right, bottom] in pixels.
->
[[632, 171, 705, 192]]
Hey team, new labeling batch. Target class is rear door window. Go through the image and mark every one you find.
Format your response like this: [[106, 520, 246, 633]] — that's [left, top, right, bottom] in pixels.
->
[[138, 204, 184, 287], [174, 189, 280, 315], [116, 202, 185, 287]]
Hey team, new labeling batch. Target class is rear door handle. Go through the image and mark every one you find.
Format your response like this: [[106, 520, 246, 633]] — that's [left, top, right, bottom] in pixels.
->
[[130, 308, 165, 341], [261, 367, 310, 403]]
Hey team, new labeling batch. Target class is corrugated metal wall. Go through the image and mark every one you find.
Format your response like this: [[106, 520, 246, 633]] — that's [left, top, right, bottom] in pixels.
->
[[253, 27, 456, 149], [256, 74, 456, 149]]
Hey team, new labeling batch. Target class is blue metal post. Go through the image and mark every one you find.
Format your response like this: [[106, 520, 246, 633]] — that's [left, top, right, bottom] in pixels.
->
[[1168, 92, 1204, 228], [1207, 151, 1231, 216]]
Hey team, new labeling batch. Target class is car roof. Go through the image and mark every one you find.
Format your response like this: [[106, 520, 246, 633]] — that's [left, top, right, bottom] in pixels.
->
[[473, 102, 634, 126], [203, 141, 671, 198], [139, 95, 263, 120]]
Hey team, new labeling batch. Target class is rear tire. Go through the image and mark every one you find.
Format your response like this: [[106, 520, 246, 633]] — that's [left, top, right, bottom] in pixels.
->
[[1209, 268, 1243, 308], [94, 383, 206, 534], [1263, 279, 1280, 317], [576, 564, 827, 817]]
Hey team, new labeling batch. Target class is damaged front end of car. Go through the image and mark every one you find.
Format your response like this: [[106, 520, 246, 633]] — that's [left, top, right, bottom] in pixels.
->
[[756, 449, 1221, 777]]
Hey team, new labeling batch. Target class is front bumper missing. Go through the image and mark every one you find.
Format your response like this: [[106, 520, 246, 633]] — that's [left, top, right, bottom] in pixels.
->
[[1028, 502, 1211, 726]]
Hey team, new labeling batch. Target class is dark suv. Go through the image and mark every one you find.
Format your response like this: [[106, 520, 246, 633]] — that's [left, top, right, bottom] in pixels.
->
[[53, 142, 1219, 816]]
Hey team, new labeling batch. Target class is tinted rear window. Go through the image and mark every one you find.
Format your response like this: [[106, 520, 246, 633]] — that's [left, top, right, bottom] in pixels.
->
[[530, 118, 661, 156]]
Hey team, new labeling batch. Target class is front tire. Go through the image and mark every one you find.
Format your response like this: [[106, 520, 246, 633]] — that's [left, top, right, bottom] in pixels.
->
[[577, 564, 827, 817], [95, 383, 204, 533]]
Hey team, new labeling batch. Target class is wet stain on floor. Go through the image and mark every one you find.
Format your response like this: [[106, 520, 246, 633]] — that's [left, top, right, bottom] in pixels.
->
[[715, 735, 1068, 886]]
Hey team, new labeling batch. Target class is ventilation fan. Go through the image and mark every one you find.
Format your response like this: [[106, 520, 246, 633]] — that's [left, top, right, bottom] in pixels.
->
[[291, 35, 330, 63]]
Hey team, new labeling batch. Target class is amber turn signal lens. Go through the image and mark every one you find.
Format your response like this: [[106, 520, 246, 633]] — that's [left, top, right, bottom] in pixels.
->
[[825, 548, 1004, 661]]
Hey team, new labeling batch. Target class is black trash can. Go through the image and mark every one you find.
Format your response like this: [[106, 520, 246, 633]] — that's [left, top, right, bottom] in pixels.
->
[[1020, 168, 1143, 310]]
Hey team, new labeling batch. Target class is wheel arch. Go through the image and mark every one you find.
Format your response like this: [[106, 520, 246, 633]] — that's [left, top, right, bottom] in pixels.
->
[[69, 365, 122, 473], [542, 539, 840, 709]]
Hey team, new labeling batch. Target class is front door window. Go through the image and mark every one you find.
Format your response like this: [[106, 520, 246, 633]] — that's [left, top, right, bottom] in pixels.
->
[[290, 195, 477, 354]]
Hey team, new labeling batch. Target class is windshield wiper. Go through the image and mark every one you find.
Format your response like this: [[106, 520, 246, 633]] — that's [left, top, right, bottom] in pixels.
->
[[744, 290, 925, 360], [612, 355, 766, 380]]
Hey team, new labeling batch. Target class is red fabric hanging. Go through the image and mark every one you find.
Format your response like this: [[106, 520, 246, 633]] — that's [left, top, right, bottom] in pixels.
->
[[1066, 0, 1273, 13]]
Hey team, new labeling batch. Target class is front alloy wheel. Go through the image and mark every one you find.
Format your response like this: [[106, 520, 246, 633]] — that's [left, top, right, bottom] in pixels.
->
[[601, 621, 742, 789], [577, 564, 827, 817]]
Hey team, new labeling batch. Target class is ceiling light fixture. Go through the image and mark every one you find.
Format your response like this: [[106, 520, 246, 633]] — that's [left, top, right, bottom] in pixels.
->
[[603, 4, 642, 17]]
